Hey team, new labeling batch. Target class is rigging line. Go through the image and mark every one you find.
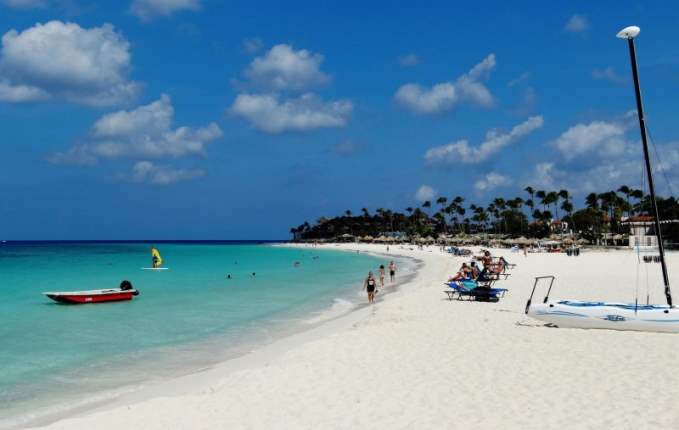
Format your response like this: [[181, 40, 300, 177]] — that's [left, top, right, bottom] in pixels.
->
[[646, 124, 679, 249], [635, 242, 640, 313], [646, 124, 677, 198]]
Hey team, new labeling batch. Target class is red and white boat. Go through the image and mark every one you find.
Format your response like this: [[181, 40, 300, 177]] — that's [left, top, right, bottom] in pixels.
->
[[43, 288, 139, 304]]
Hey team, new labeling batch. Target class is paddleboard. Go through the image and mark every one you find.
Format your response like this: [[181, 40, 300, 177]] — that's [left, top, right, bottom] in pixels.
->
[[141, 267, 169, 271]]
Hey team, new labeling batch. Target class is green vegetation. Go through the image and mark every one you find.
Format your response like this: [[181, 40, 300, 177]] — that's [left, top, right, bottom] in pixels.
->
[[290, 185, 679, 243]]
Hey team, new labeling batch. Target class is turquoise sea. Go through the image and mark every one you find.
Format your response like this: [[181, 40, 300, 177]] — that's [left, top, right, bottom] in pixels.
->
[[0, 242, 401, 428]]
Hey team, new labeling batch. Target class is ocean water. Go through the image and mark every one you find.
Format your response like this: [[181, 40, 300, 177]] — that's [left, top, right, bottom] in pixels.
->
[[0, 242, 400, 427]]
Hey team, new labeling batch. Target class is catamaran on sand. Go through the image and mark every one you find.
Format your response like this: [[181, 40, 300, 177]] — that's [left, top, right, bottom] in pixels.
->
[[526, 26, 679, 333]]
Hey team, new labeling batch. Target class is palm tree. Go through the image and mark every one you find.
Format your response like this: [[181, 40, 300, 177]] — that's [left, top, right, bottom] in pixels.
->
[[630, 188, 644, 215], [487, 202, 498, 233], [617, 185, 632, 217], [412, 208, 426, 232], [585, 193, 599, 209], [524, 186, 536, 215], [545, 191, 559, 220], [558, 190, 573, 226], [558, 189, 569, 204], [450, 196, 465, 232], [422, 201, 432, 220], [524, 186, 535, 200], [361, 207, 369, 218], [525, 199, 535, 220], [492, 197, 507, 233], [432, 212, 445, 232], [536, 190, 547, 211], [375, 208, 386, 233], [471, 205, 488, 231], [436, 196, 447, 210]]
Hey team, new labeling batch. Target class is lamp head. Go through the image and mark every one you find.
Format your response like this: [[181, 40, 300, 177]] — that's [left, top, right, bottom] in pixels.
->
[[617, 26, 640, 39]]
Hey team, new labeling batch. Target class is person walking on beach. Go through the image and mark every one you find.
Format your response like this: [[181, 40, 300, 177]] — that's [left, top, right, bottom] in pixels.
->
[[389, 261, 397, 283], [364, 272, 377, 304], [379, 265, 386, 287]]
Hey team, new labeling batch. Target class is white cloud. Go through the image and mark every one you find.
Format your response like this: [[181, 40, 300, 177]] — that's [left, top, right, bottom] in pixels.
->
[[425, 115, 544, 165], [528, 159, 642, 196], [230, 93, 352, 133], [130, 0, 200, 20], [415, 185, 435, 203], [592, 67, 626, 83], [552, 120, 630, 160], [242, 37, 263, 54], [475, 172, 512, 191], [245, 44, 329, 91], [131, 161, 204, 185], [0, 21, 141, 106], [51, 94, 222, 164], [529, 162, 561, 191], [0, 80, 49, 102], [508, 72, 531, 87], [565, 14, 589, 33], [334, 139, 364, 155], [2, 0, 47, 8], [394, 54, 496, 115], [509, 86, 537, 116], [398, 53, 419, 67]]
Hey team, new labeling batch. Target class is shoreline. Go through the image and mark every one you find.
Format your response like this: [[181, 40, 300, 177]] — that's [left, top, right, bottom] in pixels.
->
[[14, 244, 422, 430], [22, 243, 679, 429]]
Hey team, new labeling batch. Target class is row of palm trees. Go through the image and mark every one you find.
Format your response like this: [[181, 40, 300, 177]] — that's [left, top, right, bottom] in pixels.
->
[[291, 185, 661, 241]]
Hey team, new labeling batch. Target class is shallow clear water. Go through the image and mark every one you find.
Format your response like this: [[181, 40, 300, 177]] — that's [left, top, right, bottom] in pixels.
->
[[0, 242, 393, 426]]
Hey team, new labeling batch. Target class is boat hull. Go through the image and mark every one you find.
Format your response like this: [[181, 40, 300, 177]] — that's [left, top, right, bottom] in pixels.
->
[[43, 289, 139, 304], [528, 300, 679, 333]]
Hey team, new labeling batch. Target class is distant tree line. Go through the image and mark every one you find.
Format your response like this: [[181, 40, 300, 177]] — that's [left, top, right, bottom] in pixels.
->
[[290, 185, 679, 243]]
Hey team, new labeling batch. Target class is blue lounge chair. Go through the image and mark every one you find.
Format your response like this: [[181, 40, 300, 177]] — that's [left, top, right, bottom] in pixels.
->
[[443, 280, 508, 302]]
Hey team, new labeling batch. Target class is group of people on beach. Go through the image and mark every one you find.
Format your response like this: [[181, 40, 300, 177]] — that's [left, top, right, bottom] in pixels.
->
[[363, 260, 397, 304], [448, 250, 509, 283]]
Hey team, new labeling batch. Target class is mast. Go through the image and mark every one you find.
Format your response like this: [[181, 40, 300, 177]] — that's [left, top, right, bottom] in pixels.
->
[[618, 26, 673, 307]]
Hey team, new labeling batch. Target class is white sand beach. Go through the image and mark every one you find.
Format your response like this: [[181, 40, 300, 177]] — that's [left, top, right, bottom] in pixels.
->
[[29, 244, 679, 430]]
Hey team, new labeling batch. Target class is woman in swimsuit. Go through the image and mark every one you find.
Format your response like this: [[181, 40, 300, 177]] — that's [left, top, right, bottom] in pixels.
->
[[449, 263, 471, 282], [379, 265, 386, 287], [389, 261, 396, 283], [469, 262, 479, 279], [364, 272, 377, 304]]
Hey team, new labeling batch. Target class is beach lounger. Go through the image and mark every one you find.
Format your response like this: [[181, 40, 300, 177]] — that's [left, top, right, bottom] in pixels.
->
[[443, 281, 508, 302]]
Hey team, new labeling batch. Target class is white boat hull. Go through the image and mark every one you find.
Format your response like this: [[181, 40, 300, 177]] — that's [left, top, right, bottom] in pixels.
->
[[528, 300, 679, 333]]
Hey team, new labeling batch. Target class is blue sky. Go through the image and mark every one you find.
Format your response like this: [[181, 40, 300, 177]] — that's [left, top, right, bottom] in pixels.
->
[[1, 0, 679, 239]]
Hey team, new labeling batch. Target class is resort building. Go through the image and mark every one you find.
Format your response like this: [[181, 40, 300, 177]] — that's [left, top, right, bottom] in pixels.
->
[[622, 215, 657, 248], [550, 219, 568, 233]]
